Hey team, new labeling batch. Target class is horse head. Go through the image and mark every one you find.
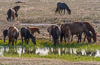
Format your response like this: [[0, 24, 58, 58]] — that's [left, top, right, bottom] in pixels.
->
[[31, 36, 36, 45], [93, 32, 97, 42]]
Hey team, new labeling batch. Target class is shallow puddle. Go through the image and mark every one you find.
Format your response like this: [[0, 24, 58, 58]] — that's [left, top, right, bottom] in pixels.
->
[[20, 23, 56, 26], [0, 46, 99, 57]]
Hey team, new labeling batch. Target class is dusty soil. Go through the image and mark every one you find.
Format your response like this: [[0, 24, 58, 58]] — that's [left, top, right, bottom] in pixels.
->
[[0, 57, 100, 65], [0, 0, 100, 40]]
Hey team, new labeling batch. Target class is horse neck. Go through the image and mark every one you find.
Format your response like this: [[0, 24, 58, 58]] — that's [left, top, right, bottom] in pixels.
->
[[84, 22, 96, 35], [28, 33, 33, 38], [36, 29, 40, 33]]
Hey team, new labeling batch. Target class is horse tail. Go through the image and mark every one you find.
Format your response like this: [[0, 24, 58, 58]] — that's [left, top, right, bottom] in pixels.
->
[[7, 9, 11, 20], [60, 24, 64, 42]]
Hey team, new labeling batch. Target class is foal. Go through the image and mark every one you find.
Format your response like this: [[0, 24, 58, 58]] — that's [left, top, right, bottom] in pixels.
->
[[64, 27, 71, 44], [27, 26, 40, 35]]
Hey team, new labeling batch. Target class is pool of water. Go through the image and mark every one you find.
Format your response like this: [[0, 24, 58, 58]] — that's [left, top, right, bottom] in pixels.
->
[[20, 23, 57, 26], [0, 46, 99, 57]]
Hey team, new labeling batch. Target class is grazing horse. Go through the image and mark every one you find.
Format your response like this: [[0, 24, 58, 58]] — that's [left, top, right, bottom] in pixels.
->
[[73, 21, 97, 42], [15, 1, 25, 3], [8, 26, 19, 45], [7, 6, 20, 21], [62, 26, 71, 44], [20, 27, 36, 45], [60, 22, 92, 43], [3, 29, 8, 43], [27, 26, 40, 35], [82, 22, 97, 42], [47, 25, 60, 46], [55, 2, 71, 14]]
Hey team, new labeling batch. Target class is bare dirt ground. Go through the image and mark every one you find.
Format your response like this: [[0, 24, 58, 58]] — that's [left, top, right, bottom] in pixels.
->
[[0, 57, 100, 65]]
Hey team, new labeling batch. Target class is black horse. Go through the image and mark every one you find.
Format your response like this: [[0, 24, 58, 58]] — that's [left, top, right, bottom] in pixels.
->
[[3, 30, 8, 43], [47, 25, 60, 46], [55, 2, 71, 14], [20, 27, 36, 45]]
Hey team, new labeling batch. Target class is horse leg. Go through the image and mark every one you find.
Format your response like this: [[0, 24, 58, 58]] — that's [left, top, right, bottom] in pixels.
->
[[49, 34, 51, 41], [25, 37, 27, 44], [27, 38, 29, 44], [15, 38, 17, 44], [83, 33, 87, 43], [64, 36, 66, 44], [71, 34, 73, 41], [4, 36, 5, 43], [60, 32, 63, 42], [79, 33, 82, 42], [12, 38, 14, 46], [21, 36, 23, 43], [8, 38, 11, 44], [64, 9, 65, 14]]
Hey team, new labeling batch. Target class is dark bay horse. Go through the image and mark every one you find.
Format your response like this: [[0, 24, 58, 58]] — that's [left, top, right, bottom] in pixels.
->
[[55, 2, 71, 14], [73, 21, 97, 42], [7, 6, 20, 21], [60, 22, 92, 43], [62, 26, 71, 44], [3, 29, 8, 43], [47, 25, 60, 46], [8, 26, 19, 45], [27, 26, 40, 35], [82, 22, 97, 42], [20, 27, 36, 45]]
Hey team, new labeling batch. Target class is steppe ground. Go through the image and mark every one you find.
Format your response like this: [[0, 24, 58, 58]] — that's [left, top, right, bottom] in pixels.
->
[[0, 0, 100, 40], [0, 0, 100, 64]]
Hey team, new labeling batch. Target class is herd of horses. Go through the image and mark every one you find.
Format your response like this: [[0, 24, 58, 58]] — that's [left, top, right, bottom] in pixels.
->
[[47, 21, 96, 46], [3, 21, 96, 46], [5, 2, 97, 46], [7, 2, 71, 21], [3, 26, 40, 45]]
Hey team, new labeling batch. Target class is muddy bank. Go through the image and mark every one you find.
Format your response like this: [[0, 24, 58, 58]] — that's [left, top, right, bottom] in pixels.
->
[[0, 57, 100, 65]]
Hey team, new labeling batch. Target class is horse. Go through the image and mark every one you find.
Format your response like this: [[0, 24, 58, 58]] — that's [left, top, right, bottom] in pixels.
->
[[55, 2, 71, 14], [20, 27, 36, 45], [3, 29, 8, 43], [60, 22, 92, 43], [47, 25, 60, 46], [82, 22, 97, 42], [27, 26, 40, 35], [15, 1, 25, 3], [62, 26, 71, 44], [7, 6, 20, 21], [8, 26, 19, 45]]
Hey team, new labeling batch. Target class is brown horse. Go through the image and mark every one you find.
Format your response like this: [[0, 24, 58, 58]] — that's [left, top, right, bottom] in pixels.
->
[[15, 1, 25, 3], [82, 22, 97, 42], [7, 6, 20, 21], [27, 26, 40, 35], [8, 26, 19, 45], [62, 26, 71, 44], [60, 22, 92, 43], [74, 21, 97, 42], [47, 25, 60, 46]]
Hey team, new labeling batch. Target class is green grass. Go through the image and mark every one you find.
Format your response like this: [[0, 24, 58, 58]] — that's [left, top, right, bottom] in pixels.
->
[[0, 39, 100, 61]]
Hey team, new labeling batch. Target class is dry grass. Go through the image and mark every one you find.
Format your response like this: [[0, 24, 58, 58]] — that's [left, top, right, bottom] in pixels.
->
[[0, 0, 100, 41]]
